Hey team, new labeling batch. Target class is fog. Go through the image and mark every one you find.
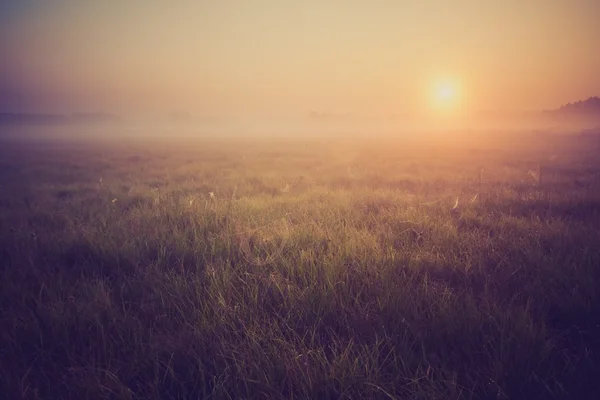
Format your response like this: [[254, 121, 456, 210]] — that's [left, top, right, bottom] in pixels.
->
[[3, 112, 599, 146]]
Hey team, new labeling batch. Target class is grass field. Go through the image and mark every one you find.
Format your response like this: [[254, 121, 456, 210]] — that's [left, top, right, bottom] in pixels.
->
[[1, 130, 600, 399]]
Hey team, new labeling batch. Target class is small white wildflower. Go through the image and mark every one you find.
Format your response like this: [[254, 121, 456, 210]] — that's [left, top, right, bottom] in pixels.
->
[[111, 198, 118, 203], [209, 192, 215, 199]]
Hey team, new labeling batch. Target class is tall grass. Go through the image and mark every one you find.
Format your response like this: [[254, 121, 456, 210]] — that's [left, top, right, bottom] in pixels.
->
[[1, 132, 600, 399]]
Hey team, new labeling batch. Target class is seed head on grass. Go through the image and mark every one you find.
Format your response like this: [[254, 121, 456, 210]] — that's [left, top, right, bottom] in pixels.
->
[[452, 197, 459, 210], [528, 167, 540, 183], [450, 197, 461, 220], [205, 264, 216, 279]]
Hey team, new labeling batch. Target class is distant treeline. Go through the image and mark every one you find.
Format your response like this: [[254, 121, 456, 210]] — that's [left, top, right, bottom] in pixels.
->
[[545, 96, 600, 117], [0, 113, 121, 126]]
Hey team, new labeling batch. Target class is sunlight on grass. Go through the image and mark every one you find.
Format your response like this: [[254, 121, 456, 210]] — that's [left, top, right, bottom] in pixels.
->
[[1, 132, 600, 399]]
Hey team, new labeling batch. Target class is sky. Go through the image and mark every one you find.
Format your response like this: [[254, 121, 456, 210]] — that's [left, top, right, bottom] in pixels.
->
[[1, 0, 599, 118]]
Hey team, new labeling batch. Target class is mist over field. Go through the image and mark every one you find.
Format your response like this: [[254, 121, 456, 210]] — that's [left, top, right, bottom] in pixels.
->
[[4, 111, 599, 143]]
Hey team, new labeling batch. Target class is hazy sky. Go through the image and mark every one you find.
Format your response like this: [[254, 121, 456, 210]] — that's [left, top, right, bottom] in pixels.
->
[[1, 0, 599, 117]]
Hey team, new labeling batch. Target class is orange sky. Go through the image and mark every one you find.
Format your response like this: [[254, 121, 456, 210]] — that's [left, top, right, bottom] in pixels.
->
[[1, 0, 599, 117]]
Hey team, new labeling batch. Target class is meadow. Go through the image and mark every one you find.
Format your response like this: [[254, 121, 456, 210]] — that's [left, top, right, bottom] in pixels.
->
[[1, 129, 600, 399]]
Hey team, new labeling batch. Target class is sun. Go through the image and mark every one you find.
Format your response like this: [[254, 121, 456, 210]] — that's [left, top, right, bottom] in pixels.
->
[[437, 84, 455, 101], [430, 78, 461, 112]]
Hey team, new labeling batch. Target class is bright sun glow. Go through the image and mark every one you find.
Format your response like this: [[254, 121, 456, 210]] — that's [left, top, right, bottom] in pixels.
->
[[430, 78, 461, 112], [437, 84, 455, 101]]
